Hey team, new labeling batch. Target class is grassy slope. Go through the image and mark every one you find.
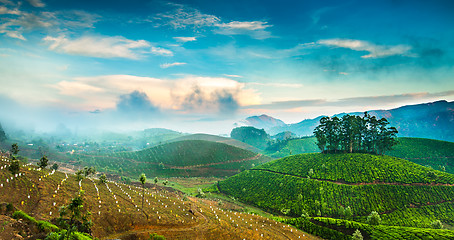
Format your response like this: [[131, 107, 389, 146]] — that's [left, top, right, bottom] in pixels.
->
[[387, 137, 454, 173], [264, 137, 319, 158], [218, 153, 454, 230], [70, 140, 272, 178], [168, 134, 260, 152], [0, 158, 314, 240]]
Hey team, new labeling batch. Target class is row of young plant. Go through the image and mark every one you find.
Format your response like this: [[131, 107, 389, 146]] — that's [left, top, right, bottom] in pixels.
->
[[254, 153, 454, 184], [218, 170, 454, 220]]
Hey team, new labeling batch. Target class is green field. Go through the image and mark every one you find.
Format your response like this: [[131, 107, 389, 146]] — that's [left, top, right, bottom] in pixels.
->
[[218, 153, 454, 239], [67, 140, 272, 178], [387, 137, 454, 174]]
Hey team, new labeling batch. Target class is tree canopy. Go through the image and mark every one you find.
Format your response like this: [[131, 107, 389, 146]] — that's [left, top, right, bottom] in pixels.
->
[[230, 126, 269, 149], [313, 112, 398, 154]]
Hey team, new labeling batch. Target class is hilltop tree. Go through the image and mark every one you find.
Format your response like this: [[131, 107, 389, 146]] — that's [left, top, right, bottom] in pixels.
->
[[313, 112, 398, 154], [352, 229, 363, 240], [139, 173, 147, 219], [38, 155, 49, 169]]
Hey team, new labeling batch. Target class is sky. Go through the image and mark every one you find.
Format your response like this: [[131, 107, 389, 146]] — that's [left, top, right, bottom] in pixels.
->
[[0, 0, 453, 135]]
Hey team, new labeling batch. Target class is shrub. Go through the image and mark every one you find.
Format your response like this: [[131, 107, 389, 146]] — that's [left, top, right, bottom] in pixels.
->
[[431, 220, 443, 229], [150, 233, 166, 240], [366, 211, 381, 225], [8, 160, 20, 175], [6, 203, 14, 212], [12, 210, 38, 224], [352, 229, 363, 240], [37, 220, 59, 233]]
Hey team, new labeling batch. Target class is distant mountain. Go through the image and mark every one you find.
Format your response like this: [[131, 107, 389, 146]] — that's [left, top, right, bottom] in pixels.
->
[[245, 100, 454, 142], [242, 114, 286, 130]]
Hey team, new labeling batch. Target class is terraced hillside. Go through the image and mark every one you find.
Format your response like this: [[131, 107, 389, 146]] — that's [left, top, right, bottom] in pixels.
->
[[387, 137, 454, 174], [218, 153, 454, 239], [69, 140, 272, 178], [264, 137, 320, 158], [0, 156, 315, 240]]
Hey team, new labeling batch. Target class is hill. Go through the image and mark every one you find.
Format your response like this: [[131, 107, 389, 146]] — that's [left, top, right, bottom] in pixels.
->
[[0, 157, 312, 239], [264, 137, 319, 158], [244, 100, 454, 141], [68, 140, 272, 178], [167, 133, 260, 152], [218, 153, 454, 238], [387, 137, 454, 174], [242, 114, 286, 130]]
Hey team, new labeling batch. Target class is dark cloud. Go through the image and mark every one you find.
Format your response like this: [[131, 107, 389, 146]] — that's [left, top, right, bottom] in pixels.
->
[[181, 86, 240, 116], [116, 90, 159, 119]]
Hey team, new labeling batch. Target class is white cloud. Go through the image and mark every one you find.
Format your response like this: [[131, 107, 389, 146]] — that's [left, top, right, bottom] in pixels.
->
[[224, 74, 243, 78], [317, 38, 414, 58], [43, 35, 152, 59], [160, 62, 186, 68], [52, 75, 261, 113], [150, 46, 173, 56], [155, 3, 220, 29], [247, 82, 304, 88], [218, 21, 270, 30], [173, 36, 197, 42], [26, 0, 45, 8]]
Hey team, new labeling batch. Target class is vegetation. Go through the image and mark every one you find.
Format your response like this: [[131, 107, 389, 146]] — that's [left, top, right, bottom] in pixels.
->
[[67, 140, 271, 177], [0, 122, 6, 142], [219, 153, 454, 230], [57, 191, 93, 239], [387, 137, 454, 174], [9, 159, 20, 175], [51, 163, 59, 170], [149, 233, 166, 240], [314, 113, 398, 154], [230, 126, 270, 149], [139, 173, 147, 218], [39, 155, 49, 169], [264, 136, 319, 158]]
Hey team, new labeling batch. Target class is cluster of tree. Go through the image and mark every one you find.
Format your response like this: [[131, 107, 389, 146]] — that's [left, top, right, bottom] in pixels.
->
[[75, 167, 96, 181], [313, 112, 398, 154], [230, 126, 270, 149]]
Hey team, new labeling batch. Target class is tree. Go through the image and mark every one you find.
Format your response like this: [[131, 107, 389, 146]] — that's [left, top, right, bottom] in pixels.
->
[[0, 123, 6, 142], [366, 211, 381, 225], [38, 155, 49, 169], [99, 174, 107, 184], [9, 160, 20, 175], [352, 229, 363, 240], [75, 170, 84, 181], [149, 233, 166, 240], [51, 163, 59, 171], [154, 177, 158, 185], [431, 220, 443, 229], [139, 173, 147, 219], [83, 167, 96, 177], [230, 126, 270, 149], [57, 191, 93, 239], [11, 143, 19, 155]]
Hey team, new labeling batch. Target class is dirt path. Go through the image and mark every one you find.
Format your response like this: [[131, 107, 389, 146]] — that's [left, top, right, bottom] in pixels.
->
[[250, 168, 454, 186]]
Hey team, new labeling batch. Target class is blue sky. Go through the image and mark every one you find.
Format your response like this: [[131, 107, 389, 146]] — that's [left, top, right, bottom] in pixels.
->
[[0, 0, 453, 134]]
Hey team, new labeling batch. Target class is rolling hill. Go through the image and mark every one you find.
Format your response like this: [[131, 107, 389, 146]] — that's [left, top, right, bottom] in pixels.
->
[[68, 140, 272, 178], [0, 157, 311, 240], [167, 133, 260, 152], [218, 153, 454, 239], [387, 137, 454, 174]]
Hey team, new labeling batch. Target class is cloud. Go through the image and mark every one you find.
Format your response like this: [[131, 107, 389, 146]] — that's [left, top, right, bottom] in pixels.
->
[[224, 74, 243, 78], [317, 39, 414, 58], [0, 3, 99, 40], [215, 21, 273, 39], [160, 62, 186, 68], [43, 35, 153, 59], [154, 3, 220, 30], [173, 36, 197, 42], [243, 91, 454, 110], [26, 0, 45, 8], [154, 4, 272, 39], [247, 82, 304, 88], [116, 90, 159, 118], [150, 46, 173, 56], [52, 75, 260, 114]]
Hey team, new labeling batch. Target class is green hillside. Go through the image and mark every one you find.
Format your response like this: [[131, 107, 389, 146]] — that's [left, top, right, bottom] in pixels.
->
[[264, 137, 319, 158], [69, 140, 271, 178], [167, 133, 260, 152], [387, 137, 454, 173], [218, 153, 454, 238]]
